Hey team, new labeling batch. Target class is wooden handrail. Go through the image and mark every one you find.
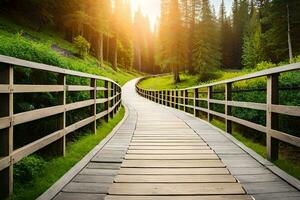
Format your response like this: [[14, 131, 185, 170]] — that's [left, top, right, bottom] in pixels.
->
[[136, 63, 300, 164], [0, 55, 122, 198]]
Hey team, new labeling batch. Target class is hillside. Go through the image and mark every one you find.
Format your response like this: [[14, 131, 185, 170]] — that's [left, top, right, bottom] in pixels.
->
[[0, 17, 140, 85]]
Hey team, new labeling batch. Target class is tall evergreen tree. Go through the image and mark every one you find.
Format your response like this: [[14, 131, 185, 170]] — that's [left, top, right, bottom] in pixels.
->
[[219, 0, 234, 68], [157, 0, 186, 82], [232, 0, 249, 69], [242, 5, 264, 67], [193, 0, 220, 80]]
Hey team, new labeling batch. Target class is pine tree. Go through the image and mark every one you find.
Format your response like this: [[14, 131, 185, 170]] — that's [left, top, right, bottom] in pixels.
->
[[193, 0, 220, 80], [232, 0, 250, 69], [242, 5, 264, 68], [157, 0, 186, 82]]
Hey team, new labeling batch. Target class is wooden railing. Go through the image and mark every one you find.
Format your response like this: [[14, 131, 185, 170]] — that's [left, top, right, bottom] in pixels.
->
[[136, 63, 300, 162], [0, 55, 122, 198]]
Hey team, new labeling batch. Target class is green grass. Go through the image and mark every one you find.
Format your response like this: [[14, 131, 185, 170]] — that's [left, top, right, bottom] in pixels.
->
[[0, 17, 140, 86], [138, 71, 245, 90], [211, 119, 300, 180], [10, 107, 125, 200]]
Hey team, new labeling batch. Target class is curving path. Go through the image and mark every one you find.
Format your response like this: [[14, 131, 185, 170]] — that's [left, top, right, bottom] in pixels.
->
[[47, 79, 300, 200]]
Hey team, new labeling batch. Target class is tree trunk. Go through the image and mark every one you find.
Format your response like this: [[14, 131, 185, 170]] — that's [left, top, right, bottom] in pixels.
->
[[112, 35, 118, 70], [188, 0, 196, 74], [173, 65, 181, 83], [99, 33, 103, 65], [137, 45, 142, 72], [287, 5, 293, 63], [106, 36, 110, 62]]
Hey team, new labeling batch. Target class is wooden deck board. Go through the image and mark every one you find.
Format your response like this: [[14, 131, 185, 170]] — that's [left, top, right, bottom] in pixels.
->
[[108, 183, 245, 195], [127, 149, 215, 154], [114, 174, 236, 183], [121, 160, 225, 168], [105, 195, 253, 200], [125, 154, 219, 160], [118, 168, 230, 175]]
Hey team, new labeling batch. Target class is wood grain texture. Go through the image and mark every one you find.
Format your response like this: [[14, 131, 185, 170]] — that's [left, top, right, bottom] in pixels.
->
[[108, 183, 245, 195]]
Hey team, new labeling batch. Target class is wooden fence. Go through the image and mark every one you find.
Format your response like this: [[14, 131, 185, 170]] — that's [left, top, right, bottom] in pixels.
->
[[136, 63, 300, 163], [0, 55, 122, 198]]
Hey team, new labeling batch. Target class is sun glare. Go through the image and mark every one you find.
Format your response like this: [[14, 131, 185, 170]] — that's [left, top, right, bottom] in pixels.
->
[[130, 0, 161, 30]]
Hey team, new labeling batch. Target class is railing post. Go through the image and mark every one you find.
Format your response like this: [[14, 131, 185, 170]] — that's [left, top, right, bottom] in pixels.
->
[[267, 74, 279, 161], [172, 90, 176, 108], [53, 74, 66, 156], [181, 90, 184, 110], [175, 91, 179, 109], [184, 90, 188, 112], [0, 64, 13, 198], [104, 80, 109, 122], [159, 91, 162, 104], [114, 84, 117, 115], [163, 91, 166, 105], [194, 88, 199, 117], [110, 82, 114, 118], [208, 86, 212, 122], [225, 83, 232, 134], [90, 78, 97, 134]]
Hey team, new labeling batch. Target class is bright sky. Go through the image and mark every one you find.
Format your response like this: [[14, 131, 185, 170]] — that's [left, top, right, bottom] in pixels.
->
[[130, 0, 233, 30]]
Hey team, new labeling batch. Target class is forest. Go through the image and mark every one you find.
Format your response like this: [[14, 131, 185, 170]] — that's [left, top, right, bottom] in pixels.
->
[[0, 0, 300, 199], [1, 0, 300, 82]]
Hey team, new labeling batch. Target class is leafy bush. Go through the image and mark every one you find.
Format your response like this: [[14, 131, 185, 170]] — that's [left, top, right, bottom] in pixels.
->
[[14, 155, 45, 183], [73, 35, 90, 59]]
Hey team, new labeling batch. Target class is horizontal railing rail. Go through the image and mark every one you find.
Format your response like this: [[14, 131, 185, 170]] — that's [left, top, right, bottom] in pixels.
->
[[136, 63, 300, 164], [0, 55, 122, 198]]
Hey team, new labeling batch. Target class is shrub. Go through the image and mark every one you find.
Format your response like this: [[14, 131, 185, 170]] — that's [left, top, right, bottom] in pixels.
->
[[73, 35, 90, 59], [14, 155, 46, 183]]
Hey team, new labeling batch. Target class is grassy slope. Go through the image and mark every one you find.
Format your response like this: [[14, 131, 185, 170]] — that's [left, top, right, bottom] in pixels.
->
[[138, 72, 300, 180], [139, 71, 246, 90], [0, 17, 140, 86], [11, 107, 125, 200]]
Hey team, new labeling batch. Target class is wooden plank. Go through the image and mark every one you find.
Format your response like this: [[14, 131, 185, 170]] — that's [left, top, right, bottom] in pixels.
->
[[0, 117, 10, 129], [66, 100, 94, 111], [108, 183, 245, 195], [227, 101, 266, 111], [131, 140, 202, 143], [127, 149, 214, 154], [62, 182, 110, 194], [0, 156, 10, 171], [271, 104, 300, 117], [105, 195, 253, 200], [130, 143, 207, 146], [227, 116, 266, 133], [269, 129, 300, 148], [13, 84, 64, 93], [73, 175, 114, 183], [118, 168, 230, 175], [132, 136, 198, 138], [114, 174, 236, 183], [80, 169, 119, 176], [129, 146, 211, 150], [67, 85, 94, 91], [0, 84, 9, 93], [121, 160, 225, 168], [125, 154, 219, 160], [54, 193, 105, 200], [13, 105, 64, 125]]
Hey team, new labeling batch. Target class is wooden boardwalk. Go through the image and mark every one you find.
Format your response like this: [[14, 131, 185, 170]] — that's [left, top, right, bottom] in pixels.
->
[[45, 79, 300, 200]]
